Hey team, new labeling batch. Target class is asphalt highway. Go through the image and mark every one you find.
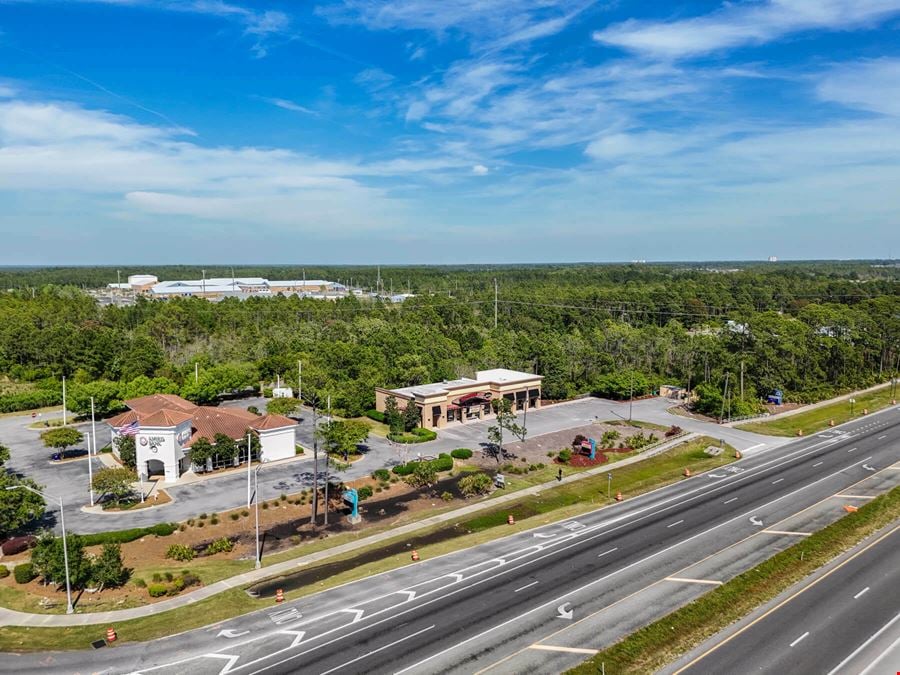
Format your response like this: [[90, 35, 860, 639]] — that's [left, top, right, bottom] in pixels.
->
[[670, 522, 900, 675], [5, 406, 900, 675]]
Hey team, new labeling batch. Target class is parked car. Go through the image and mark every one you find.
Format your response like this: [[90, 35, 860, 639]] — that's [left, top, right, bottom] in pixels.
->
[[50, 449, 88, 461]]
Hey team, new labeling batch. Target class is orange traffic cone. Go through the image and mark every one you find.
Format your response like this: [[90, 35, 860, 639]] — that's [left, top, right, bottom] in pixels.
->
[[507, 514, 515, 525], [411, 550, 420, 562], [106, 626, 117, 642], [275, 588, 284, 603], [735, 450, 742, 459], [615, 491, 623, 502], [683, 468, 691, 477], [843, 505, 859, 513]]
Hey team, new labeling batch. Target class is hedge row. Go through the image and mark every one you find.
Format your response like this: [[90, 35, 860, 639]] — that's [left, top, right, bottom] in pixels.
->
[[392, 453, 453, 476], [387, 427, 437, 444], [0, 390, 62, 413], [365, 409, 386, 423], [79, 522, 177, 547]]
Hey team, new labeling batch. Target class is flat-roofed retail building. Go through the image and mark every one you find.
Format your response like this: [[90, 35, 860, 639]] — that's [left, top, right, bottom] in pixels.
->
[[375, 369, 542, 429]]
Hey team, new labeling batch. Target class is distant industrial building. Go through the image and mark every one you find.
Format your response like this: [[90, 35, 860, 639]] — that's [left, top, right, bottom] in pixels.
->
[[375, 368, 542, 429], [107, 274, 346, 301]]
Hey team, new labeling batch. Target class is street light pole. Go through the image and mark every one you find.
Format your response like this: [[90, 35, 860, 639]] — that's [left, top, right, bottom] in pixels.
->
[[247, 431, 253, 508], [89, 397, 97, 507], [85, 431, 95, 507], [324, 395, 331, 528], [5, 486, 73, 613], [62, 376, 67, 426], [254, 465, 262, 569]]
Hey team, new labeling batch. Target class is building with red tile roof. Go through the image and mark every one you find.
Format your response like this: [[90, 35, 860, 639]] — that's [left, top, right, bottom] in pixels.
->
[[107, 394, 298, 483]]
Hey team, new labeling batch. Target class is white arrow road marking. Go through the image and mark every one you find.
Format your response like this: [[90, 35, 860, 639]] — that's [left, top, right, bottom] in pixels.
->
[[557, 602, 574, 620], [533, 533, 556, 539], [708, 473, 726, 479], [217, 629, 250, 639], [862, 464, 876, 472], [750, 516, 764, 526]]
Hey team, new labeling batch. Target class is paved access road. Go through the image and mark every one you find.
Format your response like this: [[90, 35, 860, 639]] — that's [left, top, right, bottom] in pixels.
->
[[6, 405, 898, 675], [668, 522, 900, 675], [0, 396, 782, 532]]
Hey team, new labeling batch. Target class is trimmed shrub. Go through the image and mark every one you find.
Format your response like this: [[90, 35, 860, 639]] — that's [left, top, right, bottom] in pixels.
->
[[133, 577, 146, 588], [450, 448, 473, 459], [210, 517, 219, 525], [79, 523, 177, 547], [152, 573, 162, 582], [0, 566, 9, 579], [241, 510, 249, 517], [371, 468, 390, 481], [557, 448, 572, 463], [365, 409, 386, 423], [459, 473, 493, 497], [147, 584, 168, 598], [1, 535, 36, 556], [181, 572, 201, 588], [357, 485, 373, 500], [230, 513, 240, 521], [387, 427, 437, 444], [203, 538, 234, 555], [13, 563, 36, 584], [441, 491, 454, 502], [165, 544, 195, 562], [392, 453, 453, 476]]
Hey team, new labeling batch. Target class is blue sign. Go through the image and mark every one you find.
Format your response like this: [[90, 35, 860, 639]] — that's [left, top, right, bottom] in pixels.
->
[[589, 438, 596, 460], [342, 488, 359, 519]]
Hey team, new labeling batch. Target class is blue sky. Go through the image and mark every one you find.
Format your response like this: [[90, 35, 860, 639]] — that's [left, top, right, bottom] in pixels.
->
[[1, 0, 899, 264]]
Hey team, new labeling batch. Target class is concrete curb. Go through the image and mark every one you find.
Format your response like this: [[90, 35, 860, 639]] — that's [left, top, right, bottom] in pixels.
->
[[0, 433, 700, 627]]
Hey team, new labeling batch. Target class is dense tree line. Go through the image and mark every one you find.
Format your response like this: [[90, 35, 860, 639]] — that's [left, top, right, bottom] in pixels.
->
[[0, 264, 897, 420]]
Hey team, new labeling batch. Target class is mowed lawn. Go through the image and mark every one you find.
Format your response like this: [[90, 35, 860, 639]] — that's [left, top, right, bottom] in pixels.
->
[[737, 385, 898, 437]]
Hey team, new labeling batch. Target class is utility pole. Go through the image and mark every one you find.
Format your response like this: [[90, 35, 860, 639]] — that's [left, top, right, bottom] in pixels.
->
[[324, 395, 331, 527], [298, 360, 302, 401], [61, 376, 67, 426], [195, 362, 199, 384], [720, 372, 731, 421], [740, 360, 745, 401], [494, 278, 498, 329], [628, 369, 634, 422], [310, 397, 319, 526], [247, 431, 253, 508], [89, 397, 96, 507]]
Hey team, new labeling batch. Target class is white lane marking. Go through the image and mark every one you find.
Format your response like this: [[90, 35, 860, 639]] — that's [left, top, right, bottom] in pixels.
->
[[724, 497, 738, 504], [514, 581, 539, 593], [664, 577, 723, 586], [848, 447, 857, 453], [790, 631, 810, 648], [743, 443, 765, 453], [762, 530, 811, 537], [858, 631, 900, 675], [772, 478, 784, 485], [813, 462, 824, 467], [667, 520, 685, 528], [318, 624, 434, 675], [529, 644, 599, 655], [878, 435, 887, 440], [139, 441, 880, 675], [391, 456, 878, 675], [835, 494, 875, 499], [853, 586, 870, 600], [597, 547, 618, 558]]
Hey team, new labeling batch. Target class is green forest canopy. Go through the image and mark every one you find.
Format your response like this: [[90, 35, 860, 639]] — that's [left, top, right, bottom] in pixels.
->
[[0, 262, 897, 418]]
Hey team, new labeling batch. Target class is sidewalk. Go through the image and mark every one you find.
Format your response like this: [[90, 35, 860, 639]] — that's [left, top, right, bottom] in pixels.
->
[[722, 380, 896, 427], [0, 433, 697, 627]]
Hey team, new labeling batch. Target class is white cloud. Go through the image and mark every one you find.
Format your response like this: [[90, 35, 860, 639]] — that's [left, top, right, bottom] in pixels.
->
[[0, 84, 16, 98], [265, 97, 317, 115], [322, 0, 588, 48], [585, 131, 693, 160], [593, 0, 900, 58], [472, 164, 489, 175], [817, 58, 900, 116]]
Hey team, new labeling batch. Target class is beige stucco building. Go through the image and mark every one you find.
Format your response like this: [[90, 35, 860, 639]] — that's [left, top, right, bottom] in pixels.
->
[[375, 369, 543, 429]]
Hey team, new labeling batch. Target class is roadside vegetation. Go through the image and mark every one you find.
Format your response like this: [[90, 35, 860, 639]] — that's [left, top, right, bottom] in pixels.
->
[[568, 486, 900, 675], [737, 383, 898, 436]]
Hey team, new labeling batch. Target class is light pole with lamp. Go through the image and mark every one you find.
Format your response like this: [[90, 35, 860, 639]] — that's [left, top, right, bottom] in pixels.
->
[[85, 431, 95, 507], [252, 463, 264, 569], [5, 486, 73, 614]]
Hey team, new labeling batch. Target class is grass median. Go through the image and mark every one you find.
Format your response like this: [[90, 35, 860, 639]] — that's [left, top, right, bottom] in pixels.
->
[[737, 384, 897, 436], [0, 436, 733, 652], [567, 485, 900, 675]]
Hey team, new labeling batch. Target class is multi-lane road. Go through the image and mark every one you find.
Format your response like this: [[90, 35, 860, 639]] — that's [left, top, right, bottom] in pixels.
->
[[5, 405, 900, 675], [668, 522, 900, 675]]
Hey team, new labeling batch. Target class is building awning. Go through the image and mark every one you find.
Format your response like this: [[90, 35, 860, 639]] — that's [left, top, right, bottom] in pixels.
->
[[453, 392, 493, 406]]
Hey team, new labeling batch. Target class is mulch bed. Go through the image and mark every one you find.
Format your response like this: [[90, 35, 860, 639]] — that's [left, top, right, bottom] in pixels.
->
[[565, 448, 634, 467]]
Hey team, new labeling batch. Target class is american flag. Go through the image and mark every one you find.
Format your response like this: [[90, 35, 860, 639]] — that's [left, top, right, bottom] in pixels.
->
[[116, 420, 140, 436]]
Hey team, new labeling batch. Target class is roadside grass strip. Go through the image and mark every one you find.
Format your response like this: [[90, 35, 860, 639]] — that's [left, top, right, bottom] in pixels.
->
[[566, 485, 900, 675], [737, 385, 898, 437], [0, 437, 733, 652]]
